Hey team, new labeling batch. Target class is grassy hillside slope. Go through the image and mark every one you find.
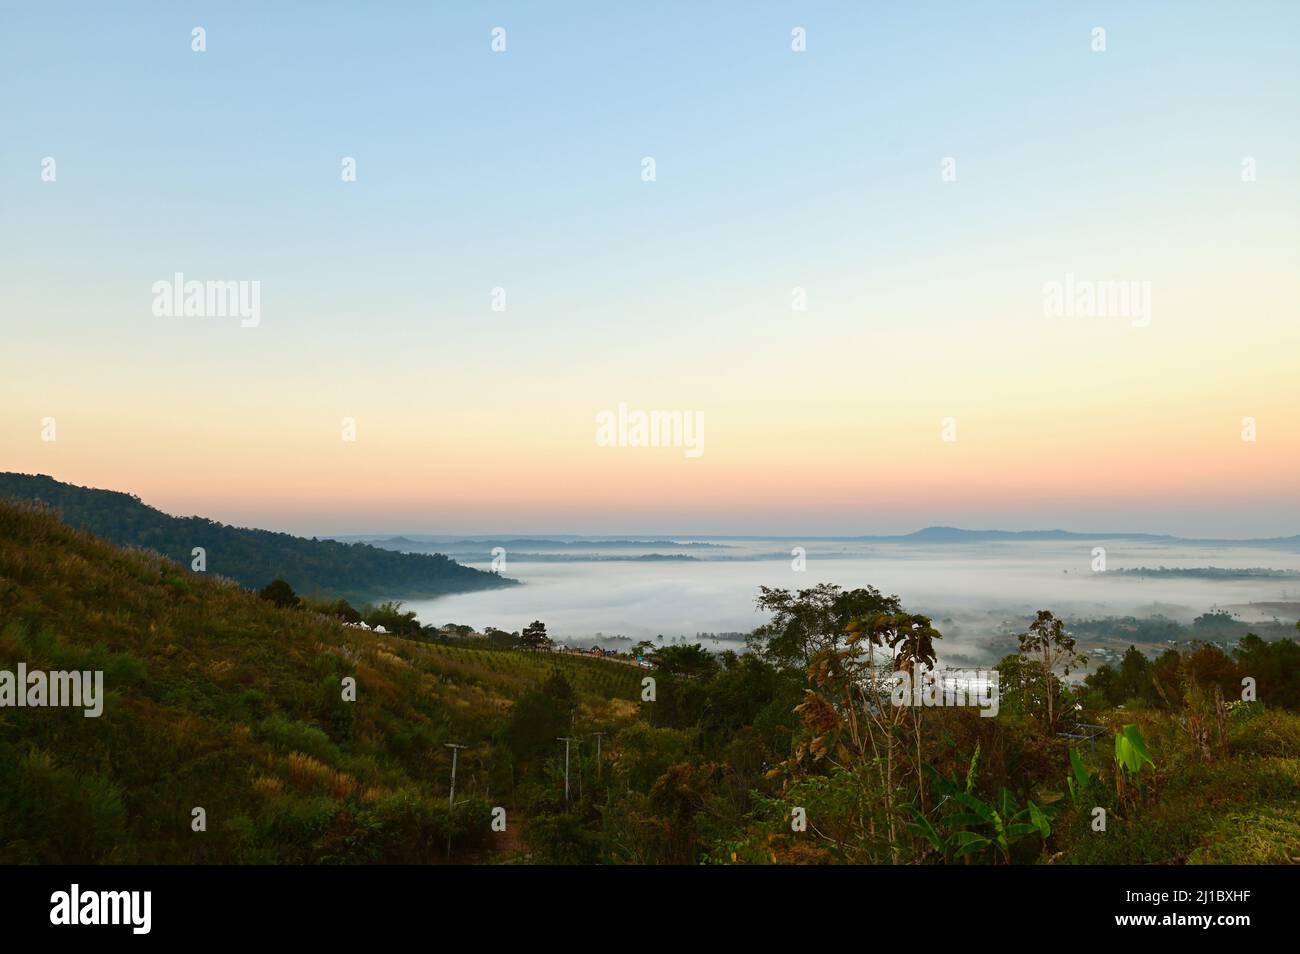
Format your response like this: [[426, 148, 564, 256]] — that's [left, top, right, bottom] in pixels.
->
[[3, 498, 1296, 866], [0, 501, 634, 863], [0, 473, 514, 602]]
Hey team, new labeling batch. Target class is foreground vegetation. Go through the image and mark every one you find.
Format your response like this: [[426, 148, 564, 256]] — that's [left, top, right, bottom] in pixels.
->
[[1, 501, 1297, 864], [0, 502, 607, 862]]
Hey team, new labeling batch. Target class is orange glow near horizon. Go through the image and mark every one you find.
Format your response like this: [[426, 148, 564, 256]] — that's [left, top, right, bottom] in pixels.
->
[[6, 378, 1297, 536]]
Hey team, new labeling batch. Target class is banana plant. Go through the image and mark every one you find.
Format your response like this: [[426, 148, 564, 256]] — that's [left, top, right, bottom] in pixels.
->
[[1066, 747, 1098, 805], [906, 744, 1052, 863], [1114, 723, 1155, 774], [1113, 723, 1155, 808]]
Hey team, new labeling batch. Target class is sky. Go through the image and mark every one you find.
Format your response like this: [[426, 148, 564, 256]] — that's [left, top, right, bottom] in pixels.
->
[[2, 2, 1298, 538]]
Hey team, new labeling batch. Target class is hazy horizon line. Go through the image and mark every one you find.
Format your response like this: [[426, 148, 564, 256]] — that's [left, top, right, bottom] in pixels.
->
[[325, 526, 1300, 545], [8, 472, 1298, 545]]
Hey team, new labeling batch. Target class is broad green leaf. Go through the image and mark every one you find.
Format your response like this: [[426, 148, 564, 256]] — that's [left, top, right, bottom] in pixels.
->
[[1115, 723, 1155, 774], [1070, 748, 1091, 789], [951, 831, 991, 858], [955, 792, 994, 822], [1122, 724, 1154, 768], [1027, 801, 1051, 838], [903, 806, 944, 851]]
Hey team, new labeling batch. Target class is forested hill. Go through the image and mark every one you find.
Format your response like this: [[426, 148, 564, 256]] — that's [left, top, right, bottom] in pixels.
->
[[0, 473, 515, 601]]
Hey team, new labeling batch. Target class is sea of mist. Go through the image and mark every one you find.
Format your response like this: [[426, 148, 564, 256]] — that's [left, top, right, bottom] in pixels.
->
[[383, 536, 1300, 667]]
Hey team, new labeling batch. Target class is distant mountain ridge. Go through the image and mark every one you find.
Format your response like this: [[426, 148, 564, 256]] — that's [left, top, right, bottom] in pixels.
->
[[0, 473, 516, 601], [356, 525, 1300, 549], [859, 526, 1300, 547], [343, 536, 727, 550], [862, 526, 1177, 542]]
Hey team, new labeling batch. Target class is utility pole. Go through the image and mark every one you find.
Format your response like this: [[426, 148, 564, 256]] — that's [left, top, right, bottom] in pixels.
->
[[445, 743, 468, 859], [575, 739, 583, 801], [592, 731, 605, 777], [557, 737, 575, 803]]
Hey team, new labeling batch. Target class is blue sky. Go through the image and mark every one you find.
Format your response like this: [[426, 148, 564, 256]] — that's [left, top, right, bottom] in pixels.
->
[[2, 2, 1298, 536]]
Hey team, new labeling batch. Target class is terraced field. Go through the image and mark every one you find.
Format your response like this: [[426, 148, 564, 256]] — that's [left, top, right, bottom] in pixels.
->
[[416, 643, 646, 702]]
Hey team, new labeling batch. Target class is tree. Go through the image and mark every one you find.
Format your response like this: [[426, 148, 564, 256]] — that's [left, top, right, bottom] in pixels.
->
[[849, 610, 941, 676], [750, 583, 902, 668], [1192, 610, 1239, 634], [521, 620, 551, 651], [1184, 644, 1243, 698], [1016, 610, 1085, 729], [330, 598, 362, 623], [779, 605, 945, 861], [258, 578, 299, 608], [364, 600, 421, 637], [505, 671, 575, 766], [998, 652, 1050, 715], [1117, 645, 1155, 703], [848, 610, 943, 814], [650, 643, 717, 678], [484, 627, 519, 649], [1235, 633, 1300, 709]]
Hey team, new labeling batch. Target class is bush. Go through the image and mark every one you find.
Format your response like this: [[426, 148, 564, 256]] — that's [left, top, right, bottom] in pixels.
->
[[344, 792, 493, 864], [0, 748, 131, 863], [259, 578, 299, 608], [257, 715, 342, 764], [524, 811, 604, 864]]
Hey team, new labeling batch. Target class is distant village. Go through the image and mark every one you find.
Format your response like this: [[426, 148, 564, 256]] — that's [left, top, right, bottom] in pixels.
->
[[343, 619, 655, 667]]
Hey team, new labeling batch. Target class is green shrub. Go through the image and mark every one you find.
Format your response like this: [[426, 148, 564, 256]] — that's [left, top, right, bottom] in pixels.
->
[[0, 747, 131, 863], [257, 715, 342, 765]]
